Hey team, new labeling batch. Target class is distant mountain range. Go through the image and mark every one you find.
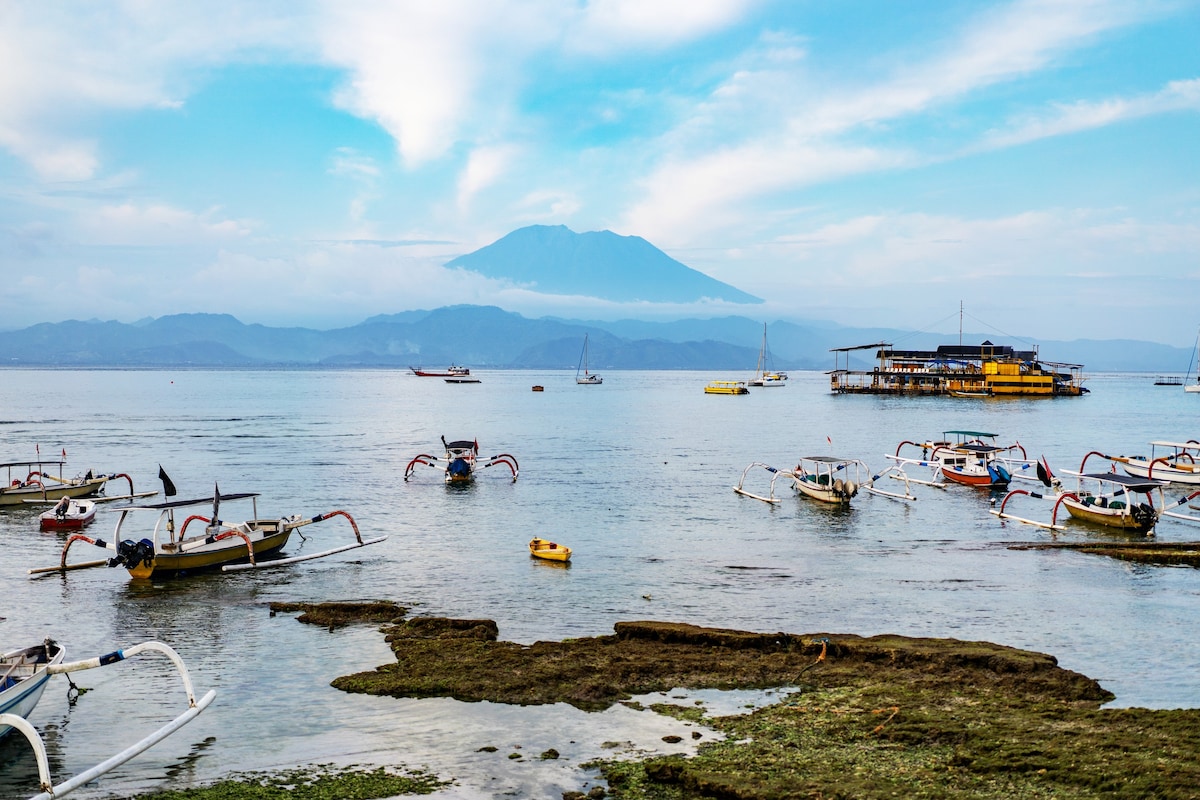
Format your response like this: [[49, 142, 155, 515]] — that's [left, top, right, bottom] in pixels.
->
[[446, 224, 761, 304], [0, 305, 1190, 373]]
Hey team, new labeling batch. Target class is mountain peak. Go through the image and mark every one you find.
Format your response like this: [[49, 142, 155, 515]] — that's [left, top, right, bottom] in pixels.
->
[[447, 225, 761, 304]]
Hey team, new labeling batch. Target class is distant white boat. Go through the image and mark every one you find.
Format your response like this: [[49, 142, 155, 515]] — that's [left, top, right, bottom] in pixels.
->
[[748, 323, 787, 387], [1186, 326, 1200, 393], [576, 334, 602, 385]]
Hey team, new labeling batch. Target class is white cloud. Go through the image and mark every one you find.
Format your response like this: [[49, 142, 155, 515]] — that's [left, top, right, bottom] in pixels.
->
[[979, 78, 1200, 150], [80, 203, 255, 245], [614, 0, 1177, 249], [457, 144, 519, 211], [570, 0, 760, 51]]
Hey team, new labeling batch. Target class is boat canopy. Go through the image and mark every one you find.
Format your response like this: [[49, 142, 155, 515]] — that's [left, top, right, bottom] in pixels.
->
[[953, 443, 1004, 454], [942, 430, 998, 439], [0, 460, 67, 469], [800, 455, 856, 463], [124, 492, 261, 511], [1074, 473, 1168, 492], [1149, 441, 1200, 450], [445, 440, 476, 450]]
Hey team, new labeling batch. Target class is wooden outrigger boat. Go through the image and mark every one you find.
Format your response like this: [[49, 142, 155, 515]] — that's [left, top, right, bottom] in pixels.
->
[[1, 459, 141, 507], [0, 638, 214, 799], [0, 641, 65, 741], [991, 454, 1200, 533], [529, 537, 572, 561], [38, 498, 97, 531], [734, 456, 916, 506], [1104, 441, 1200, 485], [404, 436, 519, 483], [34, 479, 384, 579], [888, 431, 1036, 489]]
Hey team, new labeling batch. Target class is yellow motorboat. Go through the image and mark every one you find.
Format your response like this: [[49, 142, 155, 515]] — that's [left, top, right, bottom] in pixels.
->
[[529, 537, 572, 562], [704, 380, 749, 395]]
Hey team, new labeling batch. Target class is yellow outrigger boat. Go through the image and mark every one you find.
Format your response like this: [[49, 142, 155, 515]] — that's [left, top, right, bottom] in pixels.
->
[[529, 537, 571, 562]]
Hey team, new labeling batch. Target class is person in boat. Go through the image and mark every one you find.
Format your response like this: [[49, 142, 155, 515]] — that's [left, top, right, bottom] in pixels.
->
[[53, 496, 71, 518]]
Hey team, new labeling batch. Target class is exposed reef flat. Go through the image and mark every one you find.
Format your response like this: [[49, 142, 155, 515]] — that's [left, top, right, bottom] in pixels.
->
[[268, 603, 1200, 799]]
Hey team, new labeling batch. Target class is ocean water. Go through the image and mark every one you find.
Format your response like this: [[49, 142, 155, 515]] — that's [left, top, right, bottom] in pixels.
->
[[1, 368, 1198, 798]]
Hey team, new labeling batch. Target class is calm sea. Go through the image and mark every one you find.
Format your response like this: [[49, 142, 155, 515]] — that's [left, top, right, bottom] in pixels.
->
[[1, 368, 1198, 798]]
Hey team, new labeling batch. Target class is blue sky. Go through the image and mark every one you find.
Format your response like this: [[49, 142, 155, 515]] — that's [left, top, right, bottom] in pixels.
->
[[2, 1, 1198, 346]]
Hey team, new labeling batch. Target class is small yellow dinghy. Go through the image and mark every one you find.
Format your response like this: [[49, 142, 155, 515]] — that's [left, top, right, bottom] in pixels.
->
[[529, 537, 572, 562]]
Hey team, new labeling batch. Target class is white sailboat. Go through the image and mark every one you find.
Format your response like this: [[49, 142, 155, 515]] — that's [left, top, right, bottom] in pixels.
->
[[1186, 326, 1200, 393], [748, 323, 787, 387], [576, 334, 602, 384]]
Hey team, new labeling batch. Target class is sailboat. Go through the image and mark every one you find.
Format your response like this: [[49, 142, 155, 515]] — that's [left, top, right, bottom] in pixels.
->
[[576, 334, 602, 385], [1186, 326, 1200, 393], [748, 324, 787, 387]]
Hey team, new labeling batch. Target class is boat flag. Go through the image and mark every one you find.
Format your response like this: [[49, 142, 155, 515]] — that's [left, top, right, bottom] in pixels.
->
[[61, 448, 67, 460], [1036, 457, 1053, 488], [212, 483, 220, 522], [158, 465, 178, 496]]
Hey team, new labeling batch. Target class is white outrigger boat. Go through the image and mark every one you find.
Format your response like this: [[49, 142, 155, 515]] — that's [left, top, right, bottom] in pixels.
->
[[734, 455, 916, 506], [1104, 441, 1200, 485], [1, 459, 146, 507], [991, 454, 1200, 533], [887, 431, 1038, 490], [33, 480, 384, 579], [1, 638, 214, 800], [404, 436, 519, 483]]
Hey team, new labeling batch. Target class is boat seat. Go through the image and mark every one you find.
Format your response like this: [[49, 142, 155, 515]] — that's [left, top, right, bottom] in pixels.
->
[[1109, 501, 1126, 509]]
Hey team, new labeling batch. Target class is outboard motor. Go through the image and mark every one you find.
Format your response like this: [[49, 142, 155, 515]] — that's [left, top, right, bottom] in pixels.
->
[[108, 538, 155, 569]]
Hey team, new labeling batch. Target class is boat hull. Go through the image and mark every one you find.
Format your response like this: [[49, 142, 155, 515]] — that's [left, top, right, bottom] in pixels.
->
[[705, 381, 749, 395], [942, 468, 1009, 488], [529, 538, 571, 561], [792, 477, 852, 504], [129, 526, 292, 579], [0, 642, 65, 739], [1061, 498, 1156, 533], [0, 478, 107, 507], [39, 499, 97, 531], [1117, 459, 1200, 485]]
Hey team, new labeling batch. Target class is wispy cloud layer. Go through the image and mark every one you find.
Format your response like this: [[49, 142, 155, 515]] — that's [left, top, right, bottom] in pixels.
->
[[0, 0, 1196, 343]]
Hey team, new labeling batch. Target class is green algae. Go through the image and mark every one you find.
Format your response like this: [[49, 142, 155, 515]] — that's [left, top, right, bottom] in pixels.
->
[[316, 615, 1200, 799], [131, 764, 449, 800]]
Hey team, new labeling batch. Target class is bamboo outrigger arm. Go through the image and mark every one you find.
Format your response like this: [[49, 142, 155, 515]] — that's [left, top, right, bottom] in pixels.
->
[[0, 641, 215, 800], [222, 509, 386, 572]]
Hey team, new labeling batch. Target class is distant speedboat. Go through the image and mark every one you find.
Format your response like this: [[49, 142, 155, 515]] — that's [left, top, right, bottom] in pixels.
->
[[410, 365, 470, 377], [39, 497, 97, 531]]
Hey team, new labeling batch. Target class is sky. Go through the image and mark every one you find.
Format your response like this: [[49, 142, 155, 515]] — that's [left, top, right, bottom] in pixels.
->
[[1, 1, 1198, 346]]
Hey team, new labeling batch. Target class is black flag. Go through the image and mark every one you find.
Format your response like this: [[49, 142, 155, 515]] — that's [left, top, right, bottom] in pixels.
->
[[212, 482, 220, 523], [158, 465, 177, 497]]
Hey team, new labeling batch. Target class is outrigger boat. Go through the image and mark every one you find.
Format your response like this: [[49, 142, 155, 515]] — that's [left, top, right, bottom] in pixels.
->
[[529, 538, 571, 562], [0, 638, 214, 800], [734, 456, 916, 506], [1, 459, 142, 507], [38, 498, 97, 531], [404, 437, 518, 483], [34, 478, 384, 579], [991, 454, 1200, 533], [1104, 441, 1200, 485], [888, 431, 1036, 489]]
